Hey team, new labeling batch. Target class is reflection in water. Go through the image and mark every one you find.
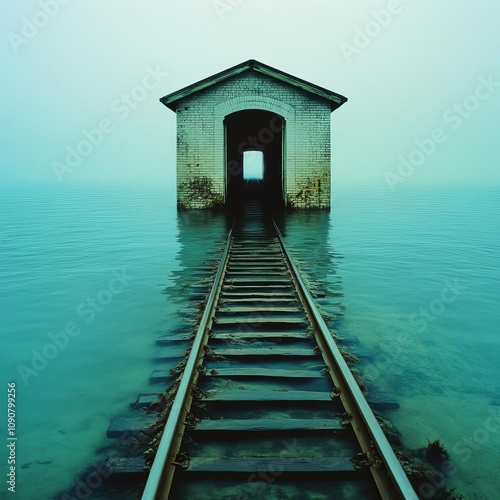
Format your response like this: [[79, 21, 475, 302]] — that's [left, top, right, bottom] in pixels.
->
[[157, 210, 229, 377], [170, 205, 347, 343], [277, 210, 346, 333], [170, 204, 350, 342]]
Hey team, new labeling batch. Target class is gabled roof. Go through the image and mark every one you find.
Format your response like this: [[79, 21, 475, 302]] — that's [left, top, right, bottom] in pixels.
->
[[160, 59, 347, 112]]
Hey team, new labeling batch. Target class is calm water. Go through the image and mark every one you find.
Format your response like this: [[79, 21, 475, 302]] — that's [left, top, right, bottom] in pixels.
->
[[0, 183, 498, 499]]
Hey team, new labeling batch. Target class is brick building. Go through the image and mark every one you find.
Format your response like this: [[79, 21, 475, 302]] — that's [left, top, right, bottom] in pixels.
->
[[160, 60, 347, 209]]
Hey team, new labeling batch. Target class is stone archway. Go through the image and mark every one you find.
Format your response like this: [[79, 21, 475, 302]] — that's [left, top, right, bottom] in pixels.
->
[[224, 109, 284, 208], [214, 95, 296, 205]]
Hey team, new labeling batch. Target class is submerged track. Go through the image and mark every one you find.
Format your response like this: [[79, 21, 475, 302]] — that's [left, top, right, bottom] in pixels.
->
[[142, 188, 417, 500]]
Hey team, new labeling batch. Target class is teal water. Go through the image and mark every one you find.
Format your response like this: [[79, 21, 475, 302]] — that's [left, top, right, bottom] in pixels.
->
[[1, 184, 499, 499], [0, 185, 180, 499], [285, 185, 500, 499]]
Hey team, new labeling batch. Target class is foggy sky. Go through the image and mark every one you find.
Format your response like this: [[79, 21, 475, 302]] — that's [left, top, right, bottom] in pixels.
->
[[1, 0, 499, 189]]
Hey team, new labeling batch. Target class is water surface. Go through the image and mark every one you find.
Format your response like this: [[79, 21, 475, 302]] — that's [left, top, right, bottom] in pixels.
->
[[1, 183, 498, 499]]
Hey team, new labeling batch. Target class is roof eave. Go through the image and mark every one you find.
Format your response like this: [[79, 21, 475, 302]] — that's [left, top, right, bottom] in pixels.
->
[[160, 60, 253, 111], [251, 61, 347, 111], [160, 59, 347, 112]]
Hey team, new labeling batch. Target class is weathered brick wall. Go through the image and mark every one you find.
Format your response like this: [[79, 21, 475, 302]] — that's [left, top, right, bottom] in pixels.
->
[[175, 72, 332, 209]]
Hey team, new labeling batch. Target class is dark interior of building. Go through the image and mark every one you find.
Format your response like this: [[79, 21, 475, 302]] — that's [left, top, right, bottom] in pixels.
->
[[225, 110, 284, 210]]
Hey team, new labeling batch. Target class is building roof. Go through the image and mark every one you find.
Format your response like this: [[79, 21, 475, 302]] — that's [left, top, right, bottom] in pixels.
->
[[160, 59, 348, 112]]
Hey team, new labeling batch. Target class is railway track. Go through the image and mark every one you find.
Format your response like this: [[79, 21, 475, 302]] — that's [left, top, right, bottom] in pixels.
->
[[142, 186, 417, 499]]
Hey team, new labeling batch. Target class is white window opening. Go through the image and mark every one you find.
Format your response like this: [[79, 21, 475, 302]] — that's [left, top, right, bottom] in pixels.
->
[[243, 151, 264, 180]]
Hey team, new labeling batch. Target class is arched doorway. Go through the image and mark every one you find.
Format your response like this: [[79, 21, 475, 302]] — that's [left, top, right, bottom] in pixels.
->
[[224, 110, 284, 209]]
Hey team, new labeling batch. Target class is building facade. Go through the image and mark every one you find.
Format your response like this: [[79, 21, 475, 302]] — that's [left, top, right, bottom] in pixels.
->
[[160, 60, 347, 209]]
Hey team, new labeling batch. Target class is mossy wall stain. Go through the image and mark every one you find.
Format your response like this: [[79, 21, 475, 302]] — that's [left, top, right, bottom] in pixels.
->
[[287, 170, 330, 209], [178, 175, 224, 210]]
